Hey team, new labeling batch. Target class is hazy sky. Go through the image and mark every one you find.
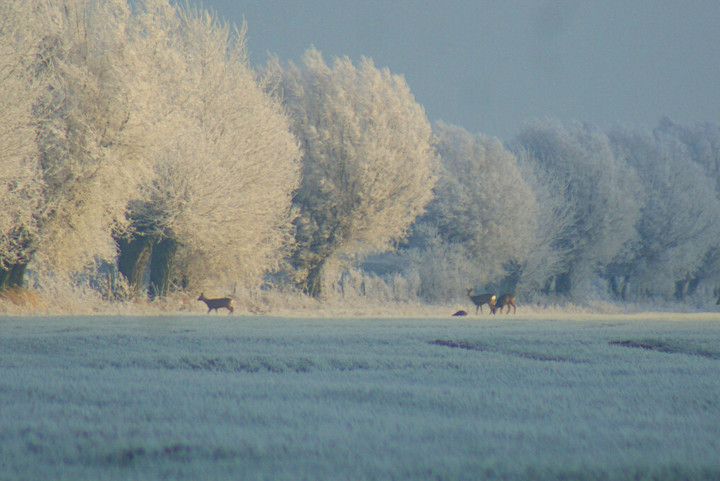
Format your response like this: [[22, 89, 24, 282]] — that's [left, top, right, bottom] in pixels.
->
[[185, 0, 720, 140]]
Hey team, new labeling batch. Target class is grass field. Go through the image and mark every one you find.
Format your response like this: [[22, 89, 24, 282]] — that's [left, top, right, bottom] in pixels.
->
[[1, 313, 719, 480]]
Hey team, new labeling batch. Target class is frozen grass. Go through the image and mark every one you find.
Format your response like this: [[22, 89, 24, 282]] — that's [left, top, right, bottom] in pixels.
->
[[1, 313, 720, 480]]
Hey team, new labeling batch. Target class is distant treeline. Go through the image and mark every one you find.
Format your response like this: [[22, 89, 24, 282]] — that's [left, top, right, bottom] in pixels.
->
[[2, 0, 719, 305]]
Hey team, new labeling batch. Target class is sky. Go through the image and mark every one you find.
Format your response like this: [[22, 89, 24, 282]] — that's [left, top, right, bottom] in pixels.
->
[[185, 0, 720, 141]]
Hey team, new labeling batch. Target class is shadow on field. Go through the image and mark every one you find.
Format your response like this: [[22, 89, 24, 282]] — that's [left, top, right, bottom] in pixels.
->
[[609, 340, 720, 359], [428, 339, 585, 363]]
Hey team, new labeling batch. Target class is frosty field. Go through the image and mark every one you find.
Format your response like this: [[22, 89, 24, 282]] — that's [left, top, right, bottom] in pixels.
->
[[1, 313, 720, 480]]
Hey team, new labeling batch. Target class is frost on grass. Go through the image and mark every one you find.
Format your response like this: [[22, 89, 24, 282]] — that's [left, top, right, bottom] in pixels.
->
[[1, 315, 720, 481]]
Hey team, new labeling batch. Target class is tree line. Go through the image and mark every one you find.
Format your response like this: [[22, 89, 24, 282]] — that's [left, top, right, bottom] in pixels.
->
[[2, 0, 719, 305], [400, 119, 720, 303]]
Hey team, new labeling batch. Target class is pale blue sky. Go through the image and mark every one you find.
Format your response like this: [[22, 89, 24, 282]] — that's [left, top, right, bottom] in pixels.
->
[[186, 0, 720, 140]]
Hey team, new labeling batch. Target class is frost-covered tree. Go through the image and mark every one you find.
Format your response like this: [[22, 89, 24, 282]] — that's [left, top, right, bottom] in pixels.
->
[[106, 0, 190, 295], [0, 0, 156, 288], [650, 120, 720, 296], [513, 120, 641, 298], [513, 147, 577, 296], [0, 1, 44, 289], [610, 126, 720, 299], [407, 123, 538, 298], [265, 48, 437, 297], [117, 3, 300, 297], [653, 118, 720, 191], [34, 0, 137, 276]]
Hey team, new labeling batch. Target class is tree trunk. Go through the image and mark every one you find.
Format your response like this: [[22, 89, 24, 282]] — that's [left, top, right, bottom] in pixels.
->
[[502, 260, 522, 295], [554, 272, 572, 296], [0, 263, 28, 291], [117, 234, 155, 297], [674, 275, 694, 300], [687, 276, 701, 298], [303, 261, 325, 298], [148, 237, 177, 299]]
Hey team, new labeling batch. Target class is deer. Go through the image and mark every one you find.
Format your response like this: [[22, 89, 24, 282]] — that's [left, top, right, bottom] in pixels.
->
[[197, 293, 234, 314], [466, 289, 496, 314], [493, 293, 516, 314]]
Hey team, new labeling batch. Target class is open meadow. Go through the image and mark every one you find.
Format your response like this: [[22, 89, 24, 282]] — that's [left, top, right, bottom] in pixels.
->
[[1, 312, 720, 480]]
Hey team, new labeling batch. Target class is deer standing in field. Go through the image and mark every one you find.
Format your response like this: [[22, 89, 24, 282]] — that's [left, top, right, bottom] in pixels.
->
[[466, 289, 496, 314], [198, 293, 234, 314], [493, 293, 516, 314]]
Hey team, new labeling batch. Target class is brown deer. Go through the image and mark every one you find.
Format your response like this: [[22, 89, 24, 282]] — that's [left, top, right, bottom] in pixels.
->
[[198, 293, 234, 314], [493, 293, 516, 314], [466, 289, 496, 314]]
